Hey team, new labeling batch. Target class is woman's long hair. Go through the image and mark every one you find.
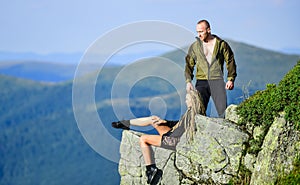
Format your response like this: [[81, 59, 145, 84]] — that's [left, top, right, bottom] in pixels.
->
[[168, 90, 205, 143], [183, 90, 206, 142]]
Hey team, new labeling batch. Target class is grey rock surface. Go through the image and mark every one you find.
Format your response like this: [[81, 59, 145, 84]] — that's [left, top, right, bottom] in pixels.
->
[[118, 109, 299, 185], [119, 113, 248, 184]]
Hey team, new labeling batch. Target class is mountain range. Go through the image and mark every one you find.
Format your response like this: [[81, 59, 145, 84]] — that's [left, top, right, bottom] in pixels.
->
[[0, 40, 299, 185]]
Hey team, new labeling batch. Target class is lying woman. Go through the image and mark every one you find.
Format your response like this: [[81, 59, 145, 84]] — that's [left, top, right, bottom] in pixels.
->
[[112, 90, 205, 184]]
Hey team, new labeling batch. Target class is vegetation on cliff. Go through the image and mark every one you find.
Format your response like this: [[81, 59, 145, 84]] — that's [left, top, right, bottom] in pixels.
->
[[237, 60, 299, 153], [236, 60, 300, 184]]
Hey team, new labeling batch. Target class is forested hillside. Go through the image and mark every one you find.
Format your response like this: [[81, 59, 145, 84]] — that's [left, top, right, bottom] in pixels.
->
[[0, 76, 120, 185]]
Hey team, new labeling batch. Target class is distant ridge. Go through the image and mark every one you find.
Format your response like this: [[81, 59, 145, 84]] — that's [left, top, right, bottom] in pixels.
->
[[0, 51, 82, 64], [0, 40, 299, 85]]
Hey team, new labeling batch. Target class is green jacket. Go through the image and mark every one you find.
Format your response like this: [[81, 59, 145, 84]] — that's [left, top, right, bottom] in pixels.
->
[[185, 36, 237, 83]]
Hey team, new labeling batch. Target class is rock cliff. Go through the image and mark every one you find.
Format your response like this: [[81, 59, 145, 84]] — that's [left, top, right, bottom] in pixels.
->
[[118, 105, 300, 184]]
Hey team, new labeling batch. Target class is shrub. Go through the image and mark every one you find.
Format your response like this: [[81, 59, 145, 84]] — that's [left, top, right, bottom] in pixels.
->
[[237, 61, 300, 154]]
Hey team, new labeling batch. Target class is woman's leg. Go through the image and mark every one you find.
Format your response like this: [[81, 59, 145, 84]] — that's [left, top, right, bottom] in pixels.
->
[[139, 125, 171, 183], [153, 124, 172, 136], [139, 135, 160, 184], [139, 130, 169, 165], [112, 117, 152, 130], [130, 117, 153, 126], [139, 135, 161, 165]]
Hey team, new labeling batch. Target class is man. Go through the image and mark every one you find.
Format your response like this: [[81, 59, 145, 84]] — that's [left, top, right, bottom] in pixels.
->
[[185, 19, 237, 117]]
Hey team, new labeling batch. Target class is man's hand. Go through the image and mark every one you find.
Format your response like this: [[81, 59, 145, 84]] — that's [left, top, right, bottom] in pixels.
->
[[186, 82, 194, 92], [225, 81, 234, 90]]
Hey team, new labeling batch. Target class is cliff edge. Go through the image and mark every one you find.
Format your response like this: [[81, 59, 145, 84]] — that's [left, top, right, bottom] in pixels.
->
[[118, 105, 299, 184]]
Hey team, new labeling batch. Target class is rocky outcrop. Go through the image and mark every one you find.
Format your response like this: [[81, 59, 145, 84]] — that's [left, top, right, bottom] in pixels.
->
[[118, 105, 300, 184], [119, 108, 248, 184], [249, 112, 300, 185], [175, 115, 249, 184]]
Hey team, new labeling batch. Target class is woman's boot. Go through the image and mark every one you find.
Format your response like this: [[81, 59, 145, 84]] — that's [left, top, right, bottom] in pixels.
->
[[111, 120, 130, 130]]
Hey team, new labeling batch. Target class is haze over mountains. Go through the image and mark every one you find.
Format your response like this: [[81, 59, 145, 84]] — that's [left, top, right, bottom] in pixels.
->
[[0, 40, 299, 185], [0, 44, 299, 65], [0, 39, 299, 87]]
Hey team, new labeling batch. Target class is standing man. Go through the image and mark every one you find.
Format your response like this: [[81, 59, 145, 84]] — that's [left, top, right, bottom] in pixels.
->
[[185, 19, 237, 117]]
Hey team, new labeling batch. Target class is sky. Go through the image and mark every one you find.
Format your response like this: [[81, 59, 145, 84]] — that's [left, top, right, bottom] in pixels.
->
[[0, 0, 300, 55]]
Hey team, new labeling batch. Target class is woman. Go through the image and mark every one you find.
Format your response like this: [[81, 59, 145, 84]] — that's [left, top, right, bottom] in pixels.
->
[[112, 90, 205, 184]]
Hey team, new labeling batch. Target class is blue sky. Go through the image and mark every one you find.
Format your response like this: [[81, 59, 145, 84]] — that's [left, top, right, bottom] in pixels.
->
[[1, 0, 299, 55]]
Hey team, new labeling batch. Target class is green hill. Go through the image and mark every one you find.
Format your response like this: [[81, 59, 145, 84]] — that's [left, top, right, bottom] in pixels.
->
[[0, 61, 98, 82], [0, 61, 76, 82], [227, 40, 300, 89], [0, 76, 120, 185]]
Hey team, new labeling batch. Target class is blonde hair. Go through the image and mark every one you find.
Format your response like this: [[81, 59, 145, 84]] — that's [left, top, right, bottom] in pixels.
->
[[171, 90, 205, 143], [184, 90, 206, 142]]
